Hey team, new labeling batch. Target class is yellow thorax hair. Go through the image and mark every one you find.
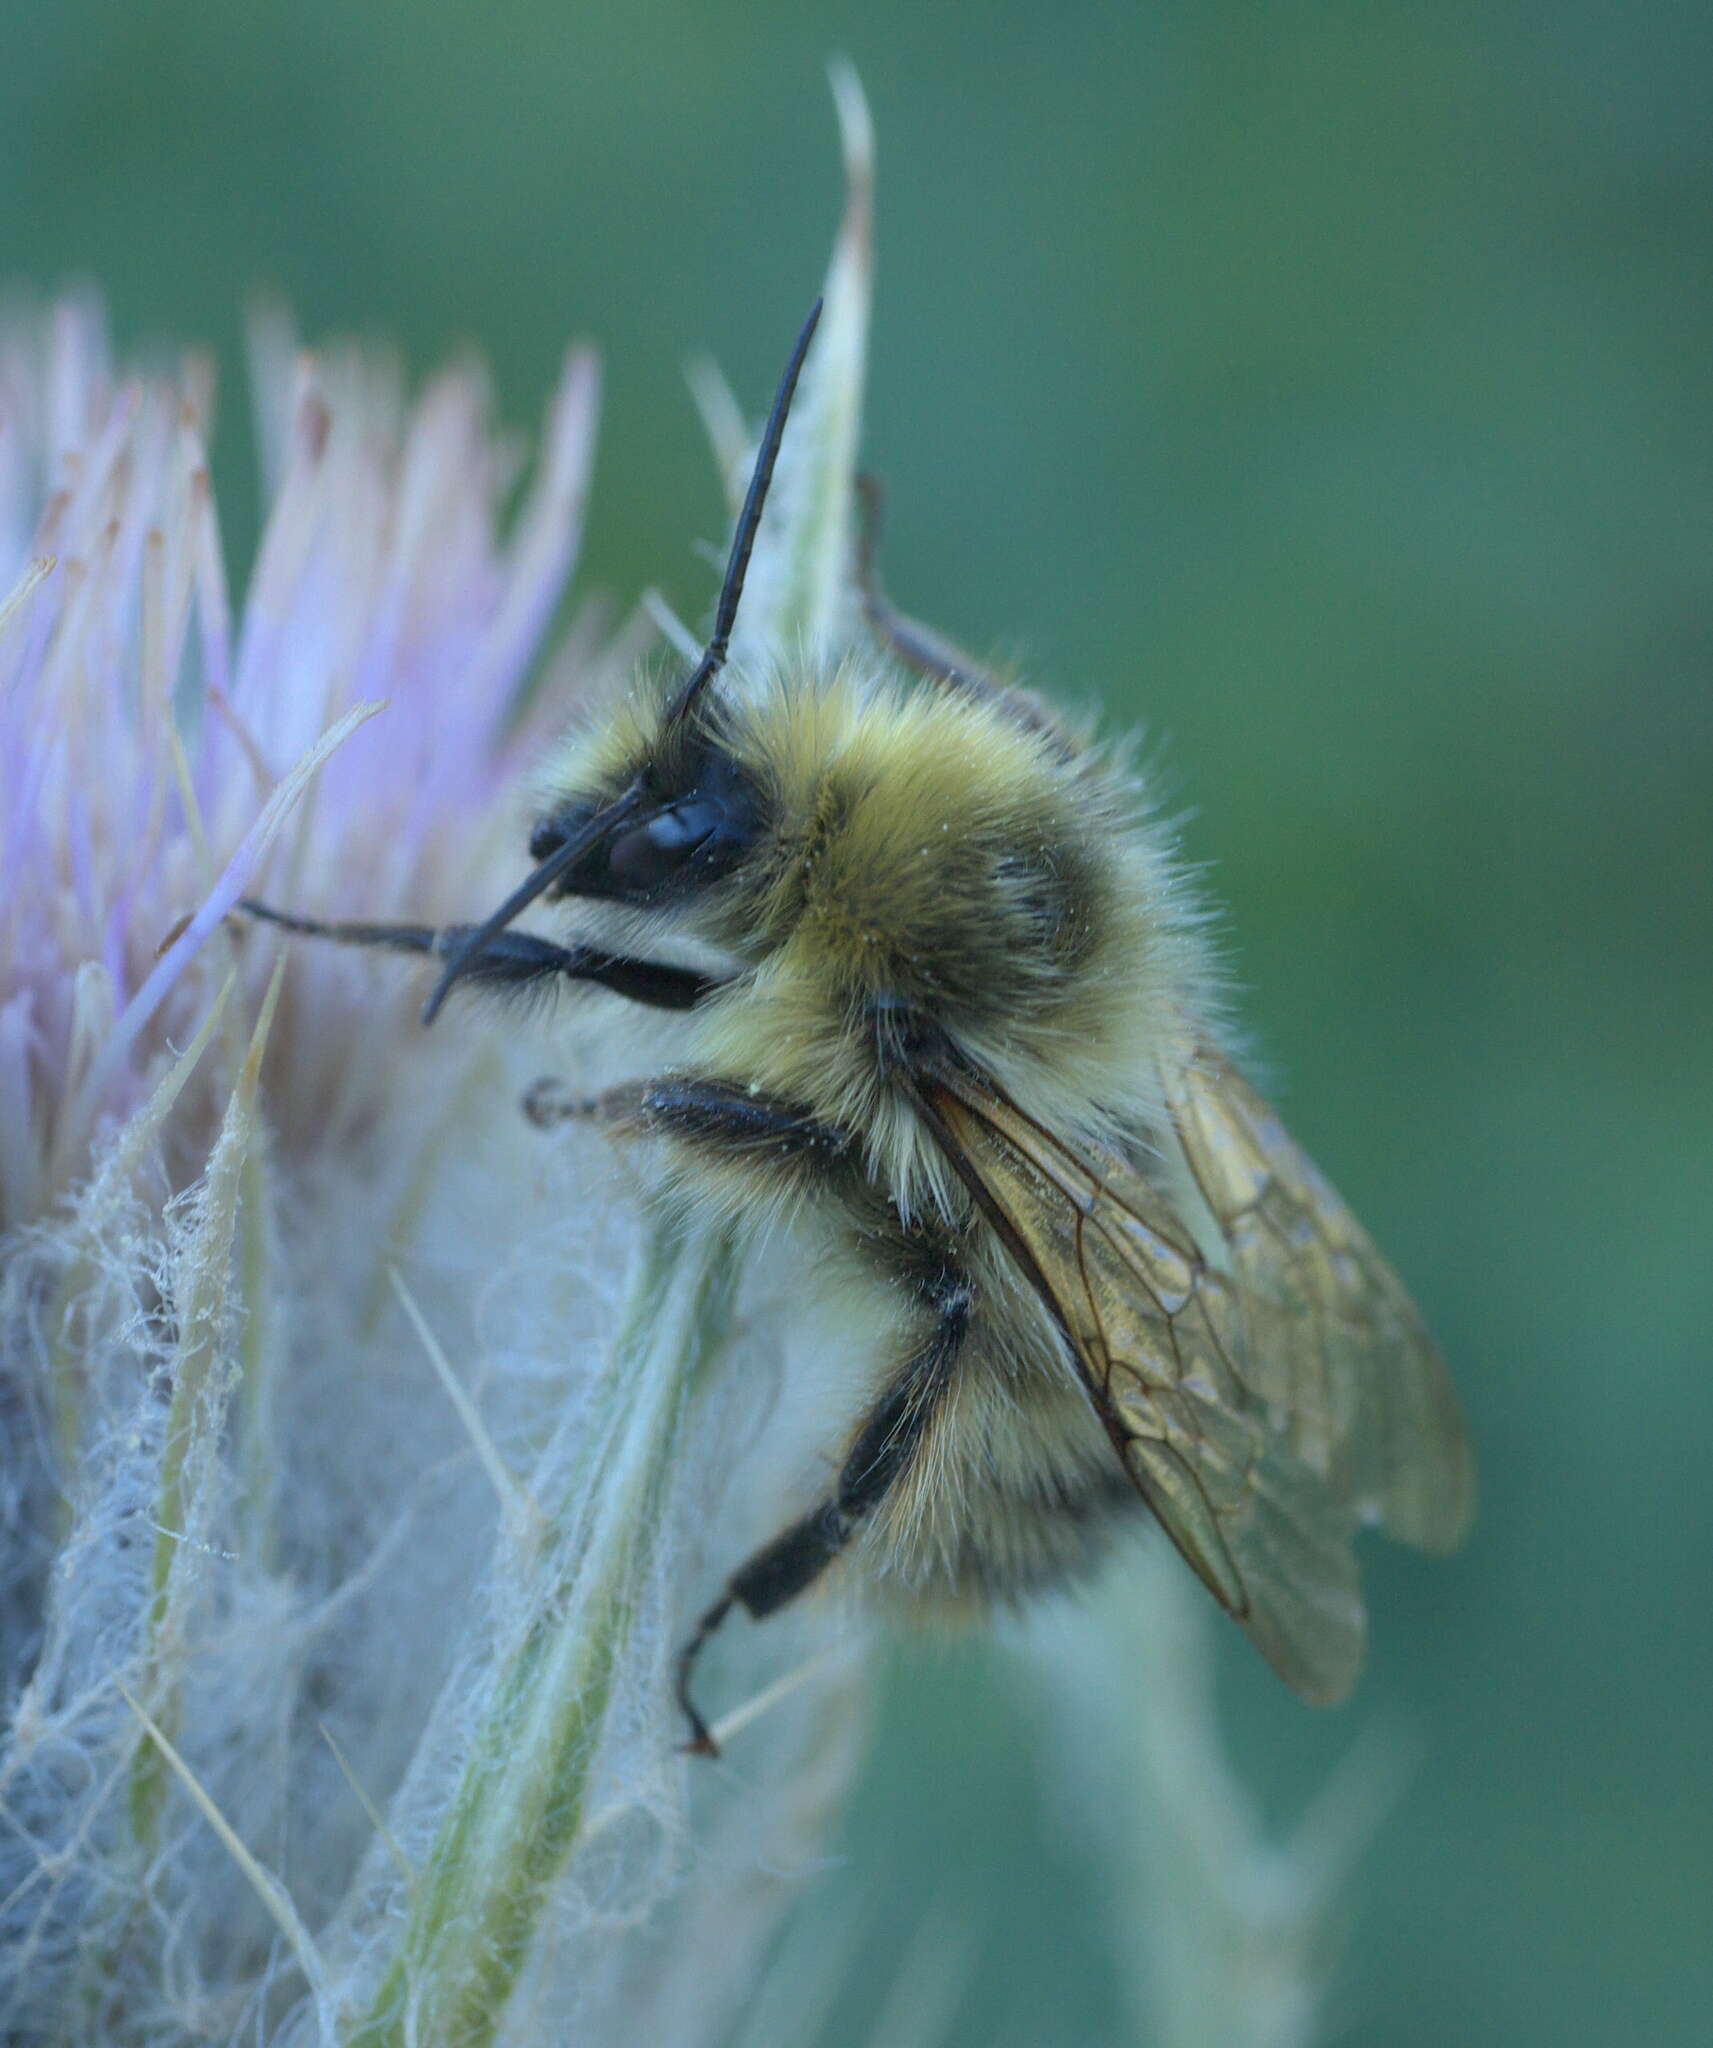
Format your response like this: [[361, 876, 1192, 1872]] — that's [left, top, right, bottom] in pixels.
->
[[542, 658, 1221, 1213]]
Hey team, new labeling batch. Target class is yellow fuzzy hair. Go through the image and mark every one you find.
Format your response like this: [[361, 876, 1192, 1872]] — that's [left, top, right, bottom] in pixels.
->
[[540, 655, 1226, 1229]]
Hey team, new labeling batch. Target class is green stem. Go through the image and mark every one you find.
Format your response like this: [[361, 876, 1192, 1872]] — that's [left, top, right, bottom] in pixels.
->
[[348, 1212, 740, 2048]]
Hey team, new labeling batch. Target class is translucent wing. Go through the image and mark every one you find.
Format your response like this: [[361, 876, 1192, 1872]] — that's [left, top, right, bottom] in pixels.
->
[[1164, 1050, 1473, 1554], [926, 1055, 1472, 1704]]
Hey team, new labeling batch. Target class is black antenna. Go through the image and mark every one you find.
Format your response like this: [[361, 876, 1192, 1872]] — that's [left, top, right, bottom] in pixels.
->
[[419, 300, 823, 1028], [666, 296, 822, 723], [420, 793, 643, 1025]]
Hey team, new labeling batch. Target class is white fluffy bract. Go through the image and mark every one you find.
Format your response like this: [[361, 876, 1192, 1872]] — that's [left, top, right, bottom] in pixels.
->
[[0, 246, 867, 2046]]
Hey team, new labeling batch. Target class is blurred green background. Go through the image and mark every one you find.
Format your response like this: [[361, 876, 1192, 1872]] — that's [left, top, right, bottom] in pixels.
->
[[6, 2, 1709, 2041]]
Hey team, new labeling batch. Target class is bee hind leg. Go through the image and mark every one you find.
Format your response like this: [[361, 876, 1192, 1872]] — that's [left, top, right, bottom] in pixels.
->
[[853, 478, 1074, 749], [677, 1258, 972, 1756], [520, 1070, 973, 1756]]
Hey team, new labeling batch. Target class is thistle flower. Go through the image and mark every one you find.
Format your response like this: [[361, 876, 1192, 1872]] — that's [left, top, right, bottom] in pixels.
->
[[0, 79, 877, 2048], [0, 64, 1391, 2048]]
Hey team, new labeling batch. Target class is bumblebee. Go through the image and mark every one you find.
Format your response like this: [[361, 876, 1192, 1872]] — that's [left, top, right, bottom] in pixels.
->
[[248, 304, 1472, 1752]]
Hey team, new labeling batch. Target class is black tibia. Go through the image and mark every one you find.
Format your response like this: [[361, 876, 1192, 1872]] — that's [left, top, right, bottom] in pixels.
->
[[239, 899, 719, 1011], [527, 1075, 857, 1174], [632, 1077, 855, 1164], [676, 1261, 973, 1757]]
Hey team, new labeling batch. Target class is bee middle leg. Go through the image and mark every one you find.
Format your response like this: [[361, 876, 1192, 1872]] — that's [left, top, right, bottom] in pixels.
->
[[524, 1073, 859, 1180]]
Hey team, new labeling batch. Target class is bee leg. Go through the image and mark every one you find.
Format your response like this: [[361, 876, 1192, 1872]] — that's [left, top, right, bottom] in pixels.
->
[[527, 1074, 859, 1178], [515, 1068, 963, 1754], [853, 481, 1072, 748], [523, 1078, 653, 1129], [854, 474, 999, 698], [677, 1261, 972, 1756], [239, 899, 722, 1010], [630, 1077, 856, 1164]]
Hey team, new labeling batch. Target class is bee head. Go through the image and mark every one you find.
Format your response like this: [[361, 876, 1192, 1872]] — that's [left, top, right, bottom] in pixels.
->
[[421, 298, 820, 1026], [525, 723, 760, 908]]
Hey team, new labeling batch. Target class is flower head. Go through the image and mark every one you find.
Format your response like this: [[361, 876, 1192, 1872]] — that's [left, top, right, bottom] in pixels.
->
[[0, 289, 600, 1227], [0, 64, 890, 2046]]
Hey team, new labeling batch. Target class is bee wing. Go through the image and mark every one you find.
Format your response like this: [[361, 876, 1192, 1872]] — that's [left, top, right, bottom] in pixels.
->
[[927, 1060, 1468, 1704], [1163, 1049, 1474, 1556]]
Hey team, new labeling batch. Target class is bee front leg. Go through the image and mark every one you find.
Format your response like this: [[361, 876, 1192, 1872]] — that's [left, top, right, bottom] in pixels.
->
[[240, 900, 723, 1010]]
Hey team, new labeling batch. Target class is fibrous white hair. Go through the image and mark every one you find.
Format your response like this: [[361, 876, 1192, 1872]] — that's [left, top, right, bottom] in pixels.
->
[[0, 101, 881, 2041]]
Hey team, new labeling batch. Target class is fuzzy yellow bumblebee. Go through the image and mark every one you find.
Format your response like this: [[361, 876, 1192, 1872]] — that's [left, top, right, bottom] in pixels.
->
[[249, 305, 1472, 1752]]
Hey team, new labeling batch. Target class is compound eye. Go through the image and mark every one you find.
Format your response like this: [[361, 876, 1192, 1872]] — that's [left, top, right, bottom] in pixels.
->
[[606, 798, 724, 891]]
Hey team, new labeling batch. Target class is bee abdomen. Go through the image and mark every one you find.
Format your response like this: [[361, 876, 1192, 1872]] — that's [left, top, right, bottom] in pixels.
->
[[869, 1461, 1142, 1611], [859, 1334, 1144, 1610]]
